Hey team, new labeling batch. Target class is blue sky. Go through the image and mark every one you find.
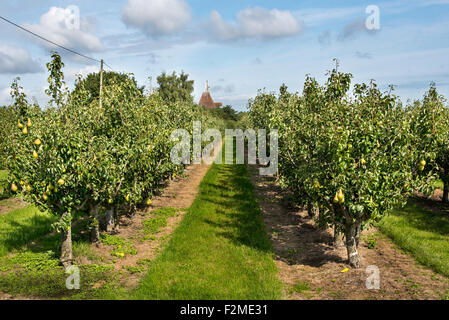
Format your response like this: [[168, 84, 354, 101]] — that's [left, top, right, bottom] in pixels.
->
[[0, 0, 448, 111]]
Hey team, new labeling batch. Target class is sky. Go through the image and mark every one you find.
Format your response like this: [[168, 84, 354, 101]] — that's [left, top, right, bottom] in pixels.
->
[[0, 0, 448, 111]]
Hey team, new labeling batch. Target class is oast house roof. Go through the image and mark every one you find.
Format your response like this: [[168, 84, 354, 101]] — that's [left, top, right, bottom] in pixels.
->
[[199, 81, 222, 109]]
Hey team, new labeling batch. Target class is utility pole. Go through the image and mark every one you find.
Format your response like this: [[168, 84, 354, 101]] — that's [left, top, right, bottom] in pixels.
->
[[99, 59, 104, 111]]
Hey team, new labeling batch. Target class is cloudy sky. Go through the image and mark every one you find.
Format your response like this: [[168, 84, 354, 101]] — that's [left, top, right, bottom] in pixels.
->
[[0, 0, 448, 110]]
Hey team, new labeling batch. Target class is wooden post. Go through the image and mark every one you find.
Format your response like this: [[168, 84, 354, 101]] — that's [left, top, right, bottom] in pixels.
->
[[99, 59, 104, 111]]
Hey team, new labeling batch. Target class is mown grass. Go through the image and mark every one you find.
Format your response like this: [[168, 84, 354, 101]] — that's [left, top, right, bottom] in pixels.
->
[[133, 145, 282, 300], [0, 205, 124, 298], [0, 206, 56, 257], [379, 202, 449, 277]]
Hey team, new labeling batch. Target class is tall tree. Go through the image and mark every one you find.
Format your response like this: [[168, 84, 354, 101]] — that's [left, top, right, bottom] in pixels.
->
[[72, 71, 144, 104], [157, 71, 194, 104]]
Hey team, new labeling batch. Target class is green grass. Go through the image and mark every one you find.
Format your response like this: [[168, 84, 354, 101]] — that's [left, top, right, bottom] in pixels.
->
[[133, 146, 282, 300], [379, 202, 449, 277], [0, 206, 57, 257], [100, 234, 137, 258], [0, 205, 123, 298], [142, 207, 178, 236]]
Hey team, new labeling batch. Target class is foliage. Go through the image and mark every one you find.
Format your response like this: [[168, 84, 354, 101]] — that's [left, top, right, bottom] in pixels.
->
[[209, 105, 239, 121], [408, 84, 449, 201], [72, 70, 144, 104], [156, 71, 194, 104], [5, 52, 222, 264], [249, 62, 438, 267]]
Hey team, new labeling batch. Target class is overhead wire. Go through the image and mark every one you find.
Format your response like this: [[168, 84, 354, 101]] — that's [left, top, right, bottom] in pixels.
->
[[0, 15, 114, 70]]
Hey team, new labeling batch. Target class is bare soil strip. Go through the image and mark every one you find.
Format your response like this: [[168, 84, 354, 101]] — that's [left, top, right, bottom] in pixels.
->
[[249, 165, 449, 300]]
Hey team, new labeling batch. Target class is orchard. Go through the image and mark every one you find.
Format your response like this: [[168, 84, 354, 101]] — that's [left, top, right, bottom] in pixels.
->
[[4, 52, 222, 267], [249, 61, 449, 268]]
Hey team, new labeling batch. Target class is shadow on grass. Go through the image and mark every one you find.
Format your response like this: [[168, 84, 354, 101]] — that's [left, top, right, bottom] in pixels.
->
[[0, 211, 56, 256], [393, 202, 449, 236], [198, 163, 274, 253]]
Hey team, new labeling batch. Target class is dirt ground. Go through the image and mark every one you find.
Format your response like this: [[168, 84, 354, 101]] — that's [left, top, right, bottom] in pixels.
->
[[249, 165, 449, 300]]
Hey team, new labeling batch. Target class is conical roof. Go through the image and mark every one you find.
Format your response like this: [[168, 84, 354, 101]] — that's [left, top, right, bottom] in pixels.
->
[[199, 81, 221, 109]]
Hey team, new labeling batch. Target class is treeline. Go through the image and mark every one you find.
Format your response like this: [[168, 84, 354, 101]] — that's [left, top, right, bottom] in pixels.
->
[[249, 61, 449, 267], [1, 52, 224, 266]]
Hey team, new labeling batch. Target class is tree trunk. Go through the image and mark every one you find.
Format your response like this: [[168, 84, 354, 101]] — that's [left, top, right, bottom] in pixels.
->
[[443, 181, 448, 203], [60, 213, 73, 268], [345, 220, 362, 268], [105, 207, 115, 233], [334, 227, 345, 247], [307, 203, 317, 218], [90, 205, 100, 243]]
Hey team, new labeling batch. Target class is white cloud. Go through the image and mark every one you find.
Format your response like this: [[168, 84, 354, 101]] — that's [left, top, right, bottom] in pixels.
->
[[23, 6, 103, 54], [0, 87, 12, 105], [65, 65, 100, 82], [0, 45, 42, 74], [210, 7, 301, 40], [295, 7, 360, 27], [122, 0, 192, 36]]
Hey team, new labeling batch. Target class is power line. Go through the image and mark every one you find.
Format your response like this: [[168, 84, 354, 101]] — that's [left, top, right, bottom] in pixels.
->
[[0, 15, 104, 64]]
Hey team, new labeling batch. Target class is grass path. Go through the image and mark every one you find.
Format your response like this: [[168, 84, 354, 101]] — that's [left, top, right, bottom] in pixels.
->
[[379, 201, 449, 278], [0, 206, 56, 257], [133, 147, 282, 299]]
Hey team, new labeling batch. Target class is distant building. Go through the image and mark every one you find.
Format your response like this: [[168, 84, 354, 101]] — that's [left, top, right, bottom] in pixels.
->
[[199, 81, 222, 109]]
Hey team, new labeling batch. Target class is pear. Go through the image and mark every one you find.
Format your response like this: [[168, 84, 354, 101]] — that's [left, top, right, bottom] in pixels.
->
[[337, 189, 345, 203]]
